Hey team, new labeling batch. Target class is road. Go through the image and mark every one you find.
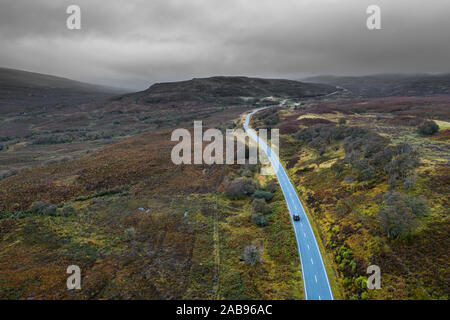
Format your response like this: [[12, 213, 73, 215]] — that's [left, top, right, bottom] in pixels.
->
[[244, 109, 334, 300]]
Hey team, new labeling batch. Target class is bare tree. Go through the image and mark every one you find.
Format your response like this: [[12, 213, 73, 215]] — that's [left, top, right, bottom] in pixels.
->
[[242, 245, 263, 266]]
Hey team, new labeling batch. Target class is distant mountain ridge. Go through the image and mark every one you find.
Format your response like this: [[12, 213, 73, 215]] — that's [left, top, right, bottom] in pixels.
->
[[0, 67, 128, 114], [304, 73, 450, 98]]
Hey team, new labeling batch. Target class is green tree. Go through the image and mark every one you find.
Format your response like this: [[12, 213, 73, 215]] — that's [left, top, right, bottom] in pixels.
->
[[250, 198, 272, 215], [418, 120, 439, 136], [252, 213, 268, 227], [378, 192, 423, 238], [225, 178, 257, 200], [252, 190, 273, 202]]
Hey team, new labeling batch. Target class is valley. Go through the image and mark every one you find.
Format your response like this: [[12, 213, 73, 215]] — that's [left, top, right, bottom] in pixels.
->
[[0, 69, 448, 300]]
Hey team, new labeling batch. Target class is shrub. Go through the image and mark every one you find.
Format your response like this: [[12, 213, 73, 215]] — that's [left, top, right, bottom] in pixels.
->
[[124, 227, 136, 240], [252, 213, 268, 227], [384, 153, 419, 180], [31, 201, 52, 214], [343, 175, 354, 185], [355, 276, 367, 289], [251, 198, 272, 215], [59, 204, 76, 217], [343, 277, 352, 286], [264, 113, 279, 125], [42, 204, 58, 216], [403, 175, 416, 191], [242, 245, 262, 266], [338, 246, 353, 260], [331, 159, 346, 177], [264, 179, 277, 193], [239, 169, 253, 177], [30, 201, 74, 217], [378, 192, 426, 238], [225, 178, 257, 200], [252, 190, 273, 202], [256, 108, 278, 125], [418, 120, 439, 136]]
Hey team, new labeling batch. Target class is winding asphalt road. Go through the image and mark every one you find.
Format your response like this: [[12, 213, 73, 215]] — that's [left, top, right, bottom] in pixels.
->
[[244, 109, 333, 300]]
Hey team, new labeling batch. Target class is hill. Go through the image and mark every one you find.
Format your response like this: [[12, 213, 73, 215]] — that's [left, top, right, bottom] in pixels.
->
[[0, 67, 127, 115], [304, 73, 450, 98], [116, 76, 336, 106], [0, 74, 335, 176], [0, 74, 334, 300]]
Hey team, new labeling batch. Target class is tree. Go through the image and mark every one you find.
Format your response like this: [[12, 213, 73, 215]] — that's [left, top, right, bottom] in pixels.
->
[[378, 192, 425, 238], [252, 190, 273, 202], [250, 198, 272, 215], [356, 163, 376, 182], [384, 153, 419, 181], [403, 175, 416, 191], [379, 203, 416, 239], [225, 178, 256, 200], [60, 204, 76, 217], [252, 213, 268, 227], [31, 201, 56, 215], [418, 120, 439, 136], [242, 245, 262, 266]]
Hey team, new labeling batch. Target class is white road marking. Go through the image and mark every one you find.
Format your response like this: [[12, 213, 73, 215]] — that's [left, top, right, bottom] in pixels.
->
[[245, 109, 334, 301]]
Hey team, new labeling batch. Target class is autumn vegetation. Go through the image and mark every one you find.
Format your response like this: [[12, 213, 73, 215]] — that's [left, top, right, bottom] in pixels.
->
[[250, 95, 449, 299]]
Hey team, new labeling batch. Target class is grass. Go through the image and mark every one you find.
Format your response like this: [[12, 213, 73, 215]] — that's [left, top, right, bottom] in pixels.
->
[[216, 183, 303, 299], [434, 120, 450, 130]]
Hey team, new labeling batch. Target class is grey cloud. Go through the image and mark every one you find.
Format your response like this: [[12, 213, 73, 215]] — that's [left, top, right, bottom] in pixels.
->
[[0, 0, 449, 90]]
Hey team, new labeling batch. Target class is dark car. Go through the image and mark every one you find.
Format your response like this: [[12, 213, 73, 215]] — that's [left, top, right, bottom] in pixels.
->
[[293, 214, 300, 222]]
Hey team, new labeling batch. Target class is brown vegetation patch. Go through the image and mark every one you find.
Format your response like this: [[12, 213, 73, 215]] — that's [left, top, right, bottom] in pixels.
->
[[433, 129, 450, 141]]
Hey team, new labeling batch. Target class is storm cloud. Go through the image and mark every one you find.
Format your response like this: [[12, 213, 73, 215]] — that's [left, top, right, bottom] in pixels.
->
[[1, 0, 449, 90]]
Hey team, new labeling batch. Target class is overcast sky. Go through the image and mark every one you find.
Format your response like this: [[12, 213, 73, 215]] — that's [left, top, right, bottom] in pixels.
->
[[0, 0, 449, 90]]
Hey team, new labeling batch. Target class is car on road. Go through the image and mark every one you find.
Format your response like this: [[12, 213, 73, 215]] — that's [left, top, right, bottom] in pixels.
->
[[293, 214, 300, 222]]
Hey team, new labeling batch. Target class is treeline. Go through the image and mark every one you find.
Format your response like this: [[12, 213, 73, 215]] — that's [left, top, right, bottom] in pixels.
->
[[32, 130, 122, 145], [1, 200, 76, 220]]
